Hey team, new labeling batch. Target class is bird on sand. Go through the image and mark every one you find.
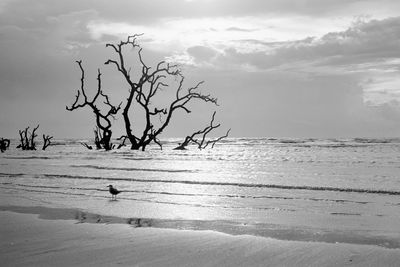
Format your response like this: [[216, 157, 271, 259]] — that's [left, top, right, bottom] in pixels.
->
[[107, 185, 122, 200]]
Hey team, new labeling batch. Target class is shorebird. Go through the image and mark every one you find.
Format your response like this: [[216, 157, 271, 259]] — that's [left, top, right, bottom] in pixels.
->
[[107, 185, 122, 200]]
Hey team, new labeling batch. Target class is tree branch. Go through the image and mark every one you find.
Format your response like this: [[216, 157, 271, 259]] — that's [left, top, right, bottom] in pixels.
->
[[102, 35, 227, 151], [0, 138, 10, 152], [42, 134, 53, 150], [17, 125, 39, 150], [66, 61, 120, 150], [174, 112, 229, 150]]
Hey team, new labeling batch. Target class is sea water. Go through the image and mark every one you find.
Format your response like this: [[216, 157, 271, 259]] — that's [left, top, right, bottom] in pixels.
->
[[1, 138, 400, 248]]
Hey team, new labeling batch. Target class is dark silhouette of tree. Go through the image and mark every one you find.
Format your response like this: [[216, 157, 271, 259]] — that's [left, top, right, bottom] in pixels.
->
[[17, 125, 39, 150], [94, 126, 104, 149], [116, 135, 128, 149], [104, 35, 222, 151], [80, 142, 93, 150], [174, 112, 231, 150], [42, 134, 53, 150], [0, 138, 10, 152], [16, 125, 53, 151], [66, 60, 121, 150]]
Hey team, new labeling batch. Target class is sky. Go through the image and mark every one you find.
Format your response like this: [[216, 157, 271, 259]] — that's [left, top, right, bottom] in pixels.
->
[[1, 0, 400, 138]]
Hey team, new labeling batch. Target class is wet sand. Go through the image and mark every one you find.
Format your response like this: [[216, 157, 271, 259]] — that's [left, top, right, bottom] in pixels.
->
[[1, 207, 400, 266]]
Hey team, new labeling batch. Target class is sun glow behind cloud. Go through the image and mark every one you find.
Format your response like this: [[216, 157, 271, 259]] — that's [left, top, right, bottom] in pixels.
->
[[87, 15, 351, 52]]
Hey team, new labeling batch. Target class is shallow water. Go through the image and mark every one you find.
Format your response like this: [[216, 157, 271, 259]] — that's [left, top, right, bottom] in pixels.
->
[[1, 138, 400, 247]]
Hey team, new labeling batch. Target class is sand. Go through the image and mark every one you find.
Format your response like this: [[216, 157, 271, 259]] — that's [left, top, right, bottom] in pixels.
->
[[1, 207, 400, 266]]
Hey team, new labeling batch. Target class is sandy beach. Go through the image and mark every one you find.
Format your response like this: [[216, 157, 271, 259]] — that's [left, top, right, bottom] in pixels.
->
[[1, 206, 400, 267]]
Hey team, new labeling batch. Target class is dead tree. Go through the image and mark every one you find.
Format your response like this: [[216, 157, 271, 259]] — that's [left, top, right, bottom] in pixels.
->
[[116, 135, 128, 149], [105, 35, 219, 151], [93, 126, 103, 150], [0, 138, 10, 152], [16, 125, 39, 150], [42, 134, 53, 150], [66, 61, 121, 150], [174, 112, 231, 150], [80, 142, 93, 150], [79, 127, 102, 150]]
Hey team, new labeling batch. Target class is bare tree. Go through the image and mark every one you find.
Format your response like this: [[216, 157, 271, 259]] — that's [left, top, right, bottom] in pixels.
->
[[0, 138, 10, 152], [116, 135, 128, 149], [80, 142, 93, 150], [66, 60, 121, 150], [17, 125, 39, 150], [105, 35, 220, 151], [174, 112, 231, 150], [42, 134, 53, 150]]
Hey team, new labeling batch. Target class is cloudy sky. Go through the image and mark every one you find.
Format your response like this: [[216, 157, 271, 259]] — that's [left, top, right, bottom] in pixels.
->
[[1, 0, 400, 138]]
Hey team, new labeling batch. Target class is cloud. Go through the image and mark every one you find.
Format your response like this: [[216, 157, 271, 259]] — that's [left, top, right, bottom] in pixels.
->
[[187, 46, 218, 62], [1, 0, 400, 138], [213, 17, 400, 71], [139, 16, 400, 78], [226, 27, 257, 32], [2, 0, 400, 28], [172, 16, 400, 137], [168, 17, 400, 104]]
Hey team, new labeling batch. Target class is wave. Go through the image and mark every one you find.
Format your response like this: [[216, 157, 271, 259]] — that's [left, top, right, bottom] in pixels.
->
[[70, 165, 198, 173], [0, 182, 104, 192], [4, 156, 60, 160], [122, 189, 371, 205], [3, 169, 398, 196], [2, 172, 399, 196], [279, 139, 307, 144], [0, 184, 294, 212], [122, 157, 160, 161], [0, 185, 98, 198], [0, 172, 25, 177], [353, 138, 400, 144], [39, 173, 400, 196], [296, 144, 367, 149], [236, 137, 400, 147], [330, 212, 362, 216], [0, 182, 372, 205]]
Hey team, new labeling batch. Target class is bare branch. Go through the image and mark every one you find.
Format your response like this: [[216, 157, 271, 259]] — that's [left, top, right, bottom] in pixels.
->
[[116, 135, 128, 149], [80, 142, 93, 150], [17, 125, 39, 150], [42, 134, 53, 150], [101, 90, 122, 118], [66, 61, 89, 111], [125, 34, 144, 46], [104, 59, 123, 73], [30, 125, 39, 150], [100, 35, 228, 151], [149, 108, 167, 116], [66, 61, 120, 150], [174, 112, 229, 150], [138, 48, 149, 71], [206, 128, 231, 149], [66, 90, 85, 111], [105, 43, 119, 53], [0, 138, 10, 152]]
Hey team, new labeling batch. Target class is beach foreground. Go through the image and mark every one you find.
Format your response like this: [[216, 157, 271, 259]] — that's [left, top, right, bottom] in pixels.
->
[[1, 207, 400, 267]]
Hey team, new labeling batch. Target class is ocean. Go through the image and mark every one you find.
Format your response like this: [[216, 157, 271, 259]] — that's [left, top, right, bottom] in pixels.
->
[[1, 137, 400, 248]]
